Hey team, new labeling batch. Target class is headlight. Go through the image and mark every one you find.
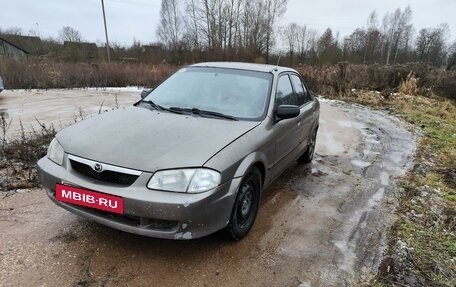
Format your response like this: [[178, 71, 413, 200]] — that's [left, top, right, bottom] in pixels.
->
[[147, 168, 221, 193], [47, 138, 64, 165]]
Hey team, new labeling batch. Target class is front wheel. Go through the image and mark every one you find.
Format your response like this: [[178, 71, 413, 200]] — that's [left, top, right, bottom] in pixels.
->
[[224, 168, 262, 241]]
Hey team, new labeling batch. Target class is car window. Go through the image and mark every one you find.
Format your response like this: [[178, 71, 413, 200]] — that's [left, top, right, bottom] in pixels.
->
[[290, 74, 311, 106], [275, 75, 298, 107]]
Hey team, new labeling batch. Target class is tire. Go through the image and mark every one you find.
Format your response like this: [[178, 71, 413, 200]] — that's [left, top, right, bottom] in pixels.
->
[[225, 168, 262, 241], [298, 128, 317, 164]]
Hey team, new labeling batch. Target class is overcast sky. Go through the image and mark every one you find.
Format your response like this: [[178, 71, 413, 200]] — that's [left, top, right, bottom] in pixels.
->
[[0, 0, 455, 47]]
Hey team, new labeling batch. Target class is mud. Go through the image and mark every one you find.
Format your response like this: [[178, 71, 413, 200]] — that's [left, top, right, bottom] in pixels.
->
[[0, 91, 416, 287]]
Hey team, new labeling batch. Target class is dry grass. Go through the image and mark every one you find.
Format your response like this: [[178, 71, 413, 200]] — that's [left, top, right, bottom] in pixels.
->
[[297, 63, 456, 100], [398, 72, 419, 95], [0, 59, 177, 89], [0, 117, 56, 192], [1, 59, 455, 101]]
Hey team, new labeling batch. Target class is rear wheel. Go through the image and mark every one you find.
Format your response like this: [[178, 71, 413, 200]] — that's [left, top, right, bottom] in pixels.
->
[[225, 168, 262, 241], [298, 129, 317, 164]]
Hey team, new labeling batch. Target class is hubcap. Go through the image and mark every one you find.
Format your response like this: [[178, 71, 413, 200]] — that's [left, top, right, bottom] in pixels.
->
[[309, 133, 316, 157], [237, 180, 255, 226], [241, 191, 252, 217]]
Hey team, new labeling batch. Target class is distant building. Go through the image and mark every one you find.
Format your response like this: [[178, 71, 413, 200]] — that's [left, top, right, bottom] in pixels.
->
[[0, 37, 29, 60]]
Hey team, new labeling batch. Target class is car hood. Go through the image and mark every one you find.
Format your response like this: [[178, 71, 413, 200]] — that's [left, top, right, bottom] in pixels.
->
[[57, 106, 260, 172]]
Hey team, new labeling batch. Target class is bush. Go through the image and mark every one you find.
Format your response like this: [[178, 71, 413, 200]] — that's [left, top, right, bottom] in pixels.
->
[[0, 117, 56, 191]]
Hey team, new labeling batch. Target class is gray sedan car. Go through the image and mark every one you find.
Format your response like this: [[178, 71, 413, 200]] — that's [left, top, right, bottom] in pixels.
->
[[37, 62, 320, 240]]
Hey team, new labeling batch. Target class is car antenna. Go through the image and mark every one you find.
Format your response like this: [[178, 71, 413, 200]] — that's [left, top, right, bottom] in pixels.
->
[[270, 55, 281, 72]]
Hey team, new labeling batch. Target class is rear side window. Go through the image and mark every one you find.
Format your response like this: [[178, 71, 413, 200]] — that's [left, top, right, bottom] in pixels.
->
[[290, 74, 311, 106], [275, 75, 298, 107]]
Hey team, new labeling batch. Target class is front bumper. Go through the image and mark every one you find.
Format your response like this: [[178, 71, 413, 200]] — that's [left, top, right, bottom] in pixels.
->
[[37, 156, 241, 239]]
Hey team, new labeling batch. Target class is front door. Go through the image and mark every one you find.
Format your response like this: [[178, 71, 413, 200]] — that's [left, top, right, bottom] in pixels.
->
[[272, 74, 306, 178]]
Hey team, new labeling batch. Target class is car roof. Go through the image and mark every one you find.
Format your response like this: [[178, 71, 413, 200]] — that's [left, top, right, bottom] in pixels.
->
[[189, 62, 297, 74]]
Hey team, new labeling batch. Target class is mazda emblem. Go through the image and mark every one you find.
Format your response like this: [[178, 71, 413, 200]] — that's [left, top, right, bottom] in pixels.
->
[[93, 163, 103, 173]]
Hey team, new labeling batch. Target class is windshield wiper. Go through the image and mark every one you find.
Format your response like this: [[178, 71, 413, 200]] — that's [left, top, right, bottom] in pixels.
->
[[139, 100, 164, 110], [139, 100, 183, 114], [169, 107, 238, 121]]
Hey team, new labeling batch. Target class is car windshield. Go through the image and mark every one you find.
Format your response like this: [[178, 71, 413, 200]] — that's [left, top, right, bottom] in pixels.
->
[[143, 67, 273, 121]]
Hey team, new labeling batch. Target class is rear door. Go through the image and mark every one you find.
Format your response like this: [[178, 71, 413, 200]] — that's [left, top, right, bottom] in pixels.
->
[[290, 73, 315, 147]]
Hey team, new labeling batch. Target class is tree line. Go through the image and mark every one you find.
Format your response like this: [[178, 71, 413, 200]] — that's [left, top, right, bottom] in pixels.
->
[[157, 0, 456, 69], [1, 2, 455, 70], [283, 7, 454, 68]]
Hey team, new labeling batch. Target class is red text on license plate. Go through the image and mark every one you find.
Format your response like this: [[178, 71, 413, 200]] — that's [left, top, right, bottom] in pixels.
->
[[56, 184, 124, 214]]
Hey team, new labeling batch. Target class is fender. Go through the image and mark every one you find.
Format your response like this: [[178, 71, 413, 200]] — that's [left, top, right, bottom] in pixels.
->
[[233, 151, 270, 185]]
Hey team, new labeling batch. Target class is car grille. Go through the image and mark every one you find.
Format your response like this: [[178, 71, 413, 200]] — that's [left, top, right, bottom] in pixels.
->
[[70, 160, 139, 186]]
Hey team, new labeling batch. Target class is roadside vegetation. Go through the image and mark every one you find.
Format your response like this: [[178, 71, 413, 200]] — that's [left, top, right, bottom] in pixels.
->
[[0, 117, 55, 193], [326, 77, 455, 286]]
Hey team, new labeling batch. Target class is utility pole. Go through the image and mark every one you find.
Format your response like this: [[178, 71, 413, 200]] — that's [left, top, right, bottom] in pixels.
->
[[101, 0, 111, 63]]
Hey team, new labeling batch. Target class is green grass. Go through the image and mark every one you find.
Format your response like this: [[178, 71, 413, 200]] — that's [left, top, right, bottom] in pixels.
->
[[443, 192, 456, 202]]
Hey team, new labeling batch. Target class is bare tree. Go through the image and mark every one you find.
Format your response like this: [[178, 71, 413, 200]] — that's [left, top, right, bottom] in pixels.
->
[[382, 6, 413, 65], [318, 28, 339, 64], [264, 0, 288, 63], [296, 25, 311, 63], [393, 6, 413, 63], [446, 40, 456, 70], [282, 22, 299, 64], [362, 10, 381, 63], [59, 26, 82, 43], [416, 23, 450, 66], [157, 0, 183, 51], [161, 0, 288, 61], [344, 28, 367, 63], [0, 27, 24, 36], [183, 0, 201, 51]]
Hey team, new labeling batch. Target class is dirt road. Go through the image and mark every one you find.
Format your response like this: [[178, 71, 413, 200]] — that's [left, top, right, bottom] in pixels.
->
[[0, 90, 416, 287]]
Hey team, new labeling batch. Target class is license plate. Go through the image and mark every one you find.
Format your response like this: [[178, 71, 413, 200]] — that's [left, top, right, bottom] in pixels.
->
[[55, 184, 124, 214]]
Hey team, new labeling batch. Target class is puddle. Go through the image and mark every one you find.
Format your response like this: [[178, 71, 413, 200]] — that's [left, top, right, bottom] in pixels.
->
[[380, 172, 389, 186], [0, 89, 140, 138], [351, 159, 371, 168], [368, 187, 385, 207]]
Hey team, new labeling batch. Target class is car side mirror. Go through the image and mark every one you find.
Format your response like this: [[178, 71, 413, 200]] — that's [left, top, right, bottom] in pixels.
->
[[141, 88, 153, 99], [275, 105, 300, 121]]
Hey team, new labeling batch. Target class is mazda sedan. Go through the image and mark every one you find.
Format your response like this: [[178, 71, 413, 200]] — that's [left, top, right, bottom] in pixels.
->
[[37, 62, 320, 240]]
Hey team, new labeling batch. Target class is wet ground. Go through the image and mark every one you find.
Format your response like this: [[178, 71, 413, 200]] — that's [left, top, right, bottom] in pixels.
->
[[0, 90, 416, 287], [0, 88, 140, 137]]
